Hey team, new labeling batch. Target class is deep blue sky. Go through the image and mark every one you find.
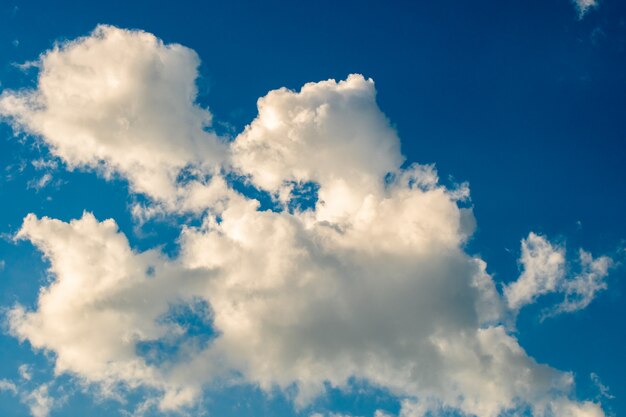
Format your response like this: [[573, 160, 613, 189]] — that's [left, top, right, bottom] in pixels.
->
[[0, 1, 625, 417]]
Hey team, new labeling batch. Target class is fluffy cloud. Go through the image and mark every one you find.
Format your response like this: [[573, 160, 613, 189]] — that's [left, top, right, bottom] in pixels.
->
[[0, 25, 226, 204], [1, 26, 613, 417], [504, 233, 612, 316], [10, 212, 213, 410], [231, 74, 404, 220]]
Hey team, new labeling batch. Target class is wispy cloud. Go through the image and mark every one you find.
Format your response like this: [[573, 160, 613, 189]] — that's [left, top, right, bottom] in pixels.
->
[[573, 0, 598, 19], [504, 233, 613, 318]]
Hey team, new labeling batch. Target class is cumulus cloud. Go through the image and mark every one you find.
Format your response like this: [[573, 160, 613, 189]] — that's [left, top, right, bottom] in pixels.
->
[[0, 25, 226, 204], [231, 74, 404, 219], [0, 25, 614, 417], [504, 233, 612, 316], [10, 212, 214, 410]]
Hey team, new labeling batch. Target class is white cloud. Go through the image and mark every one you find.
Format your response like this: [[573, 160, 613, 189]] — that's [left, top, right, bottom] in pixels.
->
[[231, 74, 404, 221], [0, 25, 226, 205], [590, 373, 614, 400], [26, 172, 53, 190], [10, 212, 211, 410], [0, 376, 57, 417], [572, 0, 598, 19], [1, 26, 613, 417], [504, 233, 566, 310], [0, 379, 17, 394], [22, 384, 55, 417], [504, 233, 612, 316], [18, 364, 32, 381], [550, 250, 612, 315]]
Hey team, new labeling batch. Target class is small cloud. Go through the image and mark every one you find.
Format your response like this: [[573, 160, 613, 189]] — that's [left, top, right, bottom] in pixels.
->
[[12, 60, 39, 72], [591, 373, 614, 400], [572, 0, 598, 19], [4, 159, 27, 182], [18, 364, 32, 381], [590, 27, 606, 45], [22, 384, 55, 417], [27, 173, 53, 191], [0, 376, 61, 417], [0, 379, 17, 394], [31, 158, 58, 171], [0, 259, 5, 270], [504, 233, 614, 318], [12, 39, 19, 47]]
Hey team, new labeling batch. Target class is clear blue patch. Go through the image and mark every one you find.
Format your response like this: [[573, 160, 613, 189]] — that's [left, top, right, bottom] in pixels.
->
[[136, 297, 217, 367], [287, 181, 319, 213], [310, 379, 401, 417], [175, 165, 212, 187], [225, 172, 282, 212]]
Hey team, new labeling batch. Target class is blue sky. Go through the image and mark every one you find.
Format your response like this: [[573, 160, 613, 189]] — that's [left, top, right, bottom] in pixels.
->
[[0, 1, 624, 417]]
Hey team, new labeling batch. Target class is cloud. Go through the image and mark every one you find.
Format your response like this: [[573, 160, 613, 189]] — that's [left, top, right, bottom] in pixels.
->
[[590, 373, 614, 400], [22, 384, 55, 417], [550, 250, 612, 315], [1, 26, 614, 417], [504, 233, 566, 310], [0, 25, 226, 205], [18, 364, 32, 381], [572, 0, 598, 19], [0, 376, 58, 417], [231, 74, 404, 217], [504, 233, 612, 316], [10, 212, 211, 410], [26, 172, 53, 190], [0, 379, 17, 394]]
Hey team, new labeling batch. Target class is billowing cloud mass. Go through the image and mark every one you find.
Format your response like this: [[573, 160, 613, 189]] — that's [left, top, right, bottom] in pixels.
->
[[0, 26, 613, 417]]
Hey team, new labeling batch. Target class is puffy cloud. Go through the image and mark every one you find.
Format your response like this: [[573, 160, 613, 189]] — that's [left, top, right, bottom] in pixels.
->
[[231, 74, 404, 222], [504, 233, 612, 316], [10, 212, 216, 410], [0, 25, 226, 204], [2, 26, 613, 417]]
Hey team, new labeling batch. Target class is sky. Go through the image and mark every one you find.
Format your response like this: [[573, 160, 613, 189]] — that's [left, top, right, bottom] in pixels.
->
[[0, 1, 625, 417]]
